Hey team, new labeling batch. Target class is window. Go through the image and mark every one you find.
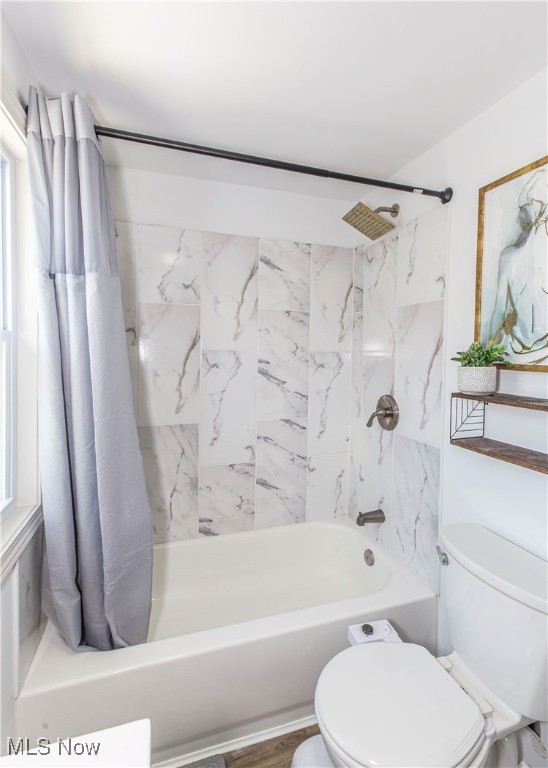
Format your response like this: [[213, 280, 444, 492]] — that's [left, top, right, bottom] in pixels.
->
[[0, 88, 39, 557], [0, 152, 15, 515]]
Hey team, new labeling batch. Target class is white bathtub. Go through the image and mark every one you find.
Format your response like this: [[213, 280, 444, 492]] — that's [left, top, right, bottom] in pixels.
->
[[15, 519, 436, 765]]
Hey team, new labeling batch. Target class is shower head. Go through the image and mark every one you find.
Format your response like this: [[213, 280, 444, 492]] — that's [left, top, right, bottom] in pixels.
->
[[342, 202, 400, 240]]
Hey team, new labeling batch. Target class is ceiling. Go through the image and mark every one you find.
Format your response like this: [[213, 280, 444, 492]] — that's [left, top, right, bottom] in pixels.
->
[[3, 1, 547, 199]]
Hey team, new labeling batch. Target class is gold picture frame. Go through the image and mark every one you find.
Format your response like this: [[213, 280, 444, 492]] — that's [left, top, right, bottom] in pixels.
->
[[475, 156, 548, 372]]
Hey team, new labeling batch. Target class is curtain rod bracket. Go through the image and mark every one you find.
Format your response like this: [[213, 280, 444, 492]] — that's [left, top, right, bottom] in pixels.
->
[[441, 187, 453, 204]]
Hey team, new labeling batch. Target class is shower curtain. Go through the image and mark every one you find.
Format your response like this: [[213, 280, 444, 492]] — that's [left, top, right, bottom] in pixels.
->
[[27, 87, 152, 651]]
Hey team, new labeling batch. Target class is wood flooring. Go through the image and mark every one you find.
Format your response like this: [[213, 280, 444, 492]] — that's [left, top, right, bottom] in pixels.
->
[[224, 724, 321, 768]]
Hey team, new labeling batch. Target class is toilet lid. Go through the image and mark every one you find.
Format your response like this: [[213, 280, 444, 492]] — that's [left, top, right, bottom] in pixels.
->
[[315, 643, 486, 768]]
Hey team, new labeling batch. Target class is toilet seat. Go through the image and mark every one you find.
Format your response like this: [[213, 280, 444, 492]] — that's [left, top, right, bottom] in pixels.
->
[[315, 643, 487, 768]]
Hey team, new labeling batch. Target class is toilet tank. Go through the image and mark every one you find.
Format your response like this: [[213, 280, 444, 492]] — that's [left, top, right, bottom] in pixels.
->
[[441, 524, 547, 722]]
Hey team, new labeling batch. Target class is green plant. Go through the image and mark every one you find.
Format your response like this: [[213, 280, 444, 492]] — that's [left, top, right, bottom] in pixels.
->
[[451, 341, 511, 367]]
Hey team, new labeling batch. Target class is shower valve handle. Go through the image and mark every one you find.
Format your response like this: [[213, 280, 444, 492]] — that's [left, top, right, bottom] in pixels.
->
[[366, 395, 399, 431], [366, 408, 388, 427]]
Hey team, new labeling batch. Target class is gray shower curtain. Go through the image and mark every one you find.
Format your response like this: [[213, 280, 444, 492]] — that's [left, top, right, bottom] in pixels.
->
[[27, 87, 152, 651]]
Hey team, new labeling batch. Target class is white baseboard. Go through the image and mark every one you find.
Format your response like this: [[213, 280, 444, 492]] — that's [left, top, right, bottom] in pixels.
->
[[153, 714, 318, 768]]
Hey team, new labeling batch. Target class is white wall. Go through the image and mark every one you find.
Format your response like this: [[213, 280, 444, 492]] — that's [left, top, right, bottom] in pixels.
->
[[106, 165, 362, 248], [361, 67, 547, 561], [0, 15, 37, 106]]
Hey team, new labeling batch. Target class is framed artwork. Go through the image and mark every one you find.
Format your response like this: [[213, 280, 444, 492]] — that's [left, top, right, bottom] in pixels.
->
[[475, 156, 547, 372]]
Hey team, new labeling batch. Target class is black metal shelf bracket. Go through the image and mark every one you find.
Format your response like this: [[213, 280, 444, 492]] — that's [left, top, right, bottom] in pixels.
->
[[450, 397, 486, 440]]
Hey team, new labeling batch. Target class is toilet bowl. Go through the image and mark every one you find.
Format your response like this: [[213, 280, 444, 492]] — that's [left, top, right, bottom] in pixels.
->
[[313, 643, 518, 768], [292, 524, 547, 768]]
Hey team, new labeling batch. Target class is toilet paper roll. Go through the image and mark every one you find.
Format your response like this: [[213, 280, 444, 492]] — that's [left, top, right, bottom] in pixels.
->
[[348, 619, 402, 646]]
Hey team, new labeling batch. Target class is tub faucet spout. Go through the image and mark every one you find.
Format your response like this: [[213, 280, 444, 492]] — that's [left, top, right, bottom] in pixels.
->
[[356, 509, 385, 525]]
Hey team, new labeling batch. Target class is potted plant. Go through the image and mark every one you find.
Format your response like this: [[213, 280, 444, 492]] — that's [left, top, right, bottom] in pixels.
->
[[452, 341, 510, 395]]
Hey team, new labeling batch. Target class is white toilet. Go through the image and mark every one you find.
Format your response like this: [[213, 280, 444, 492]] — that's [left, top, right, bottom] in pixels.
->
[[292, 523, 547, 768]]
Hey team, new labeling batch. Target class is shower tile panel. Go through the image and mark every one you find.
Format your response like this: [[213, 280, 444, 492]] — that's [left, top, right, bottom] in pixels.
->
[[352, 245, 365, 352], [362, 356, 395, 477], [306, 453, 349, 521], [139, 425, 199, 544], [19, 526, 45, 686], [348, 454, 361, 521], [259, 239, 311, 311], [137, 303, 200, 426], [395, 300, 444, 448], [200, 350, 257, 466], [255, 418, 307, 528], [201, 233, 259, 351], [362, 233, 397, 356], [258, 310, 310, 420], [138, 224, 202, 305], [366, 474, 403, 555], [397, 207, 448, 307], [115, 221, 139, 407], [351, 206, 448, 586], [309, 245, 353, 351], [359, 468, 393, 535], [349, 351, 365, 520], [308, 352, 351, 455], [390, 435, 440, 593], [115, 221, 138, 349], [199, 463, 255, 536], [126, 346, 138, 414], [349, 356, 394, 521], [348, 242, 365, 522]]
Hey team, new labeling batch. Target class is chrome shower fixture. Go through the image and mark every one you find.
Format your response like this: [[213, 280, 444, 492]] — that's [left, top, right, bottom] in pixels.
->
[[342, 202, 400, 240]]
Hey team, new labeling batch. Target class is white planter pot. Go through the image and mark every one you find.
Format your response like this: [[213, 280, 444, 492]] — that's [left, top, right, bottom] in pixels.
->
[[457, 366, 497, 396]]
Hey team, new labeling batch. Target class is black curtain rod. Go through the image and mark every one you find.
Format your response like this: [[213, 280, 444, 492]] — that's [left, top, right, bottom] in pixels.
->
[[95, 125, 453, 204]]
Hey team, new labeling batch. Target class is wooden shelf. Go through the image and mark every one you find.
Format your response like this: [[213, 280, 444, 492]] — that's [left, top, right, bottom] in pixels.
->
[[451, 392, 548, 412], [450, 391, 548, 474], [450, 437, 548, 474]]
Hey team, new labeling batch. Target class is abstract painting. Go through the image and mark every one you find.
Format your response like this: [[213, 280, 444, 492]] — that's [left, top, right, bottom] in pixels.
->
[[475, 157, 548, 371]]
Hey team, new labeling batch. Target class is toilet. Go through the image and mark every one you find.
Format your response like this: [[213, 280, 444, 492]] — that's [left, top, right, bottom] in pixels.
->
[[292, 523, 547, 768]]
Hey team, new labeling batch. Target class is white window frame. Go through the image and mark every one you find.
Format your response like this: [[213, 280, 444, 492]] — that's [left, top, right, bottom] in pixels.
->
[[1, 146, 16, 517], [0, 83, 41, 582]]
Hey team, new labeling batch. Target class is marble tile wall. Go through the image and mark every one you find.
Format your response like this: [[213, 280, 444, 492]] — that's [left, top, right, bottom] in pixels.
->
[[115, 224, 353, 541], [116, 209, 447, 592], [349, 206, 448, 593]]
